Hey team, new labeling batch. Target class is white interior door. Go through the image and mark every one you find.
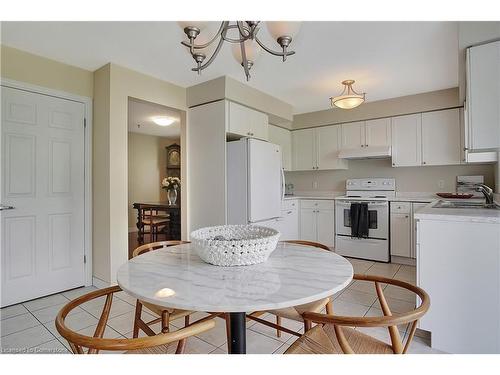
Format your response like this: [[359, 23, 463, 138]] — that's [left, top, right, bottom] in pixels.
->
[[1, 86, 85, 307]]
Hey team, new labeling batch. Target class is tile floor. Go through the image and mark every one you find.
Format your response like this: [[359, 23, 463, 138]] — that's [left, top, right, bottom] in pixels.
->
[[0, 258, 443, 354]]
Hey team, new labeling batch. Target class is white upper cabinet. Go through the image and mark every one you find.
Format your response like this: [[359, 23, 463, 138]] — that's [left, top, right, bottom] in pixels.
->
[[292, 125, 347, 171], [341, 119, 391, 150], [316, 125, 348, 170], [341, 121, 365, 149], [466, 41, 500, 151], [365, 118, 391, 147], [292, 128, 316, 171], [422, 108, 461, 166], [227, 101, 268, 140], [268, 125, 292, 171], [391, 113, 422, 167]]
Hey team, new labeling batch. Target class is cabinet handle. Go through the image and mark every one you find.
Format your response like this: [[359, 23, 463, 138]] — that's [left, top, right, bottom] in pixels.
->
[[392, 163, 396, 166], [287, 210, 292, 214], [422, 161, 426, 165]]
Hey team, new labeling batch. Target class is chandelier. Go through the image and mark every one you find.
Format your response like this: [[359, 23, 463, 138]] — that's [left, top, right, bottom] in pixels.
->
[[330, 80, 366, 110], [179, 21, 301, 81]]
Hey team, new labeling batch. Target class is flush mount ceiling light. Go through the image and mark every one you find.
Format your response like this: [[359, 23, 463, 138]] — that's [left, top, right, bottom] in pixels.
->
[[330, 80, 366, 110], [179, 21, 301, 81], [152, 117, 175, 126]]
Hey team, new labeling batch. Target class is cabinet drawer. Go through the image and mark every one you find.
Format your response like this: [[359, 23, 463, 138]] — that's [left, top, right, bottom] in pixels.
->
[[300, 199, 334, 210], [282, 199, 298, 210], [390, 202, 411, 214]]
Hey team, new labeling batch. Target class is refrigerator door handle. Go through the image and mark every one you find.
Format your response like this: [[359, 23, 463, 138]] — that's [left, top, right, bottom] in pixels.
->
[[280, 168, 285, 201]]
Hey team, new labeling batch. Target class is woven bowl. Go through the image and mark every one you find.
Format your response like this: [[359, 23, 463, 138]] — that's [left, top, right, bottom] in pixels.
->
[[190, 225, 280, 266]]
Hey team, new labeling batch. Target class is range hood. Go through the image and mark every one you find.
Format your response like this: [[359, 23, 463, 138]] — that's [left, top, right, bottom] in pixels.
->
[[338, 146, 392, 160]]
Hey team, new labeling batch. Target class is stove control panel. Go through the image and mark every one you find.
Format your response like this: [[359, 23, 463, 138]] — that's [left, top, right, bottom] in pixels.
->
[[345, 178, 396, 191]]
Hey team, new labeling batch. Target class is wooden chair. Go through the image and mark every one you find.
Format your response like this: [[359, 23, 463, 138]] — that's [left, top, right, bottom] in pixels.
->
[[247, 240, 333, 338], [132, 241, 195, 337], [284, 273, 430, 354], [55, 285, 215, 354], [141, 208, 170, 242]]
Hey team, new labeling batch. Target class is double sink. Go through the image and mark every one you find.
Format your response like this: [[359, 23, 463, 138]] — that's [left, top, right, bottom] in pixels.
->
[[433, 200, 500, 210]]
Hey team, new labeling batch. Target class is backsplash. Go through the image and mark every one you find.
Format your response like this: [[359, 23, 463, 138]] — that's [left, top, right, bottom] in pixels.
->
[[285, 159, 496, 193]]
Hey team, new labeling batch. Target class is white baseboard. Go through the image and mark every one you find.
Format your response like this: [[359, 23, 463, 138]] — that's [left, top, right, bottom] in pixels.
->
[[92, 276, 114, 289], [390, 255, 416, 266]]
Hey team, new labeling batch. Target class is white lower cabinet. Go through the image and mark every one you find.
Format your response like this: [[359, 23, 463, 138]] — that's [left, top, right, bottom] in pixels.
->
[[299, 209, 317, 242], [390, 213, 411, 258], [280, 208, 299, 240], [299, 200, 335, 247], [390, 201, 431, 261], [317, 209, 335, 247]]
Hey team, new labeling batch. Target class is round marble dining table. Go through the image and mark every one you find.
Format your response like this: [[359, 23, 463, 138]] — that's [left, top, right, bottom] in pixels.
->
[[116, 242, 353, 354]]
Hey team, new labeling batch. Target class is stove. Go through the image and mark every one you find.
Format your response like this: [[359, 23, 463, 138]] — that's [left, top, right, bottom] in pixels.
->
[[335, 178, 395, 262]]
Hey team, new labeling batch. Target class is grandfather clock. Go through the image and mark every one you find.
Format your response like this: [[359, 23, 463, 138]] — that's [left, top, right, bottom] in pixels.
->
[[165, 143, 181, 179]]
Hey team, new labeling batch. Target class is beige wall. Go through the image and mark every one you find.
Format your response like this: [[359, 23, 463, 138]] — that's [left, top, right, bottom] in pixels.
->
[[92, 64, 111, 282], [93, 63, 187, 284], [1, 45, 93, 97], [286, 159, 495, 193], [293, 88, 460, 129], [127, 133, 179, 228], [187, 75, 294, 128]]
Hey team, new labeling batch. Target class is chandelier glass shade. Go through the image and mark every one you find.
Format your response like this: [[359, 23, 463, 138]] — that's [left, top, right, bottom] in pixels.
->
[[330, 80, 366, 109], [179, 21, 300, 81]]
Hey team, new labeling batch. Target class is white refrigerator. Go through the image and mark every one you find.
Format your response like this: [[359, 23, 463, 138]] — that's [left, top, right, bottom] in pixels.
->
[[227, 138, 284, 224]]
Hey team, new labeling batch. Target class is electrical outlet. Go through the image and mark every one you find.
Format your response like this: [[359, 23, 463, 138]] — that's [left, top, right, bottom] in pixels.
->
[[437, 180, 445, 189], [313, 181, 318, 189]]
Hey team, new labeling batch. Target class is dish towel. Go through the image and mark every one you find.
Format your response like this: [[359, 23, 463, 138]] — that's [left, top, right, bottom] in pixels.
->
[[350, 203, 369, 238]]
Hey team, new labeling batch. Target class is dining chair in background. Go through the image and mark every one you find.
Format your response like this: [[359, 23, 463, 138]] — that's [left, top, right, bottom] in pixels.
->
[[140, 208, 170, 242], [284, 274, 430, 354], [55, 285, 215, 354]]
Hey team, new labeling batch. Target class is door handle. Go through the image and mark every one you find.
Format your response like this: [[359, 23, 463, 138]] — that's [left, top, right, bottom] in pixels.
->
[[0, 205, 15, 211]]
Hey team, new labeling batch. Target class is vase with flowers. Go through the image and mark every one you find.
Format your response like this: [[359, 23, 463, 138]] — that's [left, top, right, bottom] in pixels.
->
[[162, 177, 180, 206]]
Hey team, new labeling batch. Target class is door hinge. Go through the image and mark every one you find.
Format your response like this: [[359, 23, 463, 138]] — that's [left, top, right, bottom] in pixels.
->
[[84, 255, 87, 264]]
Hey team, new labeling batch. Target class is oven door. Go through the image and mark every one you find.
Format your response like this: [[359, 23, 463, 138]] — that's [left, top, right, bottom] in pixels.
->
[[335, 200, 389, 239]]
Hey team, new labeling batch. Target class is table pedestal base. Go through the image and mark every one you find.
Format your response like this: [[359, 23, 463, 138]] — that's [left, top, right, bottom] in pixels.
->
[[229, 312, 246, 354]]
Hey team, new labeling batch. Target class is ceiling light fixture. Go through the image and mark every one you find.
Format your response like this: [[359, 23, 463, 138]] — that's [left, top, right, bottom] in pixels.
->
[[179, 21, 301, 81], [330, 80, 366, 110], [152, 117, 175, 126]]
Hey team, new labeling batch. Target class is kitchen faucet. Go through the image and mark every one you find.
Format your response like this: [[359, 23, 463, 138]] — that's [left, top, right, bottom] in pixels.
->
[[475, 183, 494, 205]]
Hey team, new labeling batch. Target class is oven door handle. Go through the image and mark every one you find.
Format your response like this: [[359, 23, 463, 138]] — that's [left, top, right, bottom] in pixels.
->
[[336, 201, 388, 207]]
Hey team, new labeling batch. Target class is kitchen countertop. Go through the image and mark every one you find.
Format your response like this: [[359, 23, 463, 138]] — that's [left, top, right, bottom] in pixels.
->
[[414, 200, 500, 224]]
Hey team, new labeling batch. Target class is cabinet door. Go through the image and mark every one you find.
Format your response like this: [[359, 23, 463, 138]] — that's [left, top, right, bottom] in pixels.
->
[[292, 129, 316, 171], [228, 101, 252, 137], [365, 118, 391, 147], [390, 213, 411, 257], [391, 114, 422, 167], [422, 109, 461, 166], [316, 209, 334, 248], [467, 41, 500, 150], [299, 209, 316, 242], [269, 125, 292, 171], [281, 209, 298, 240], [341, 121, 365, 149], [316, 125, 348, 170], [411, 203, 428, 259], [250, 109, 269, 141]]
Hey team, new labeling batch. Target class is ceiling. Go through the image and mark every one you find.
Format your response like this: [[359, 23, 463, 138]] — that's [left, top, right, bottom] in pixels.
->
[[1, 21, 459, 114], [128, 98, 181, 137]]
